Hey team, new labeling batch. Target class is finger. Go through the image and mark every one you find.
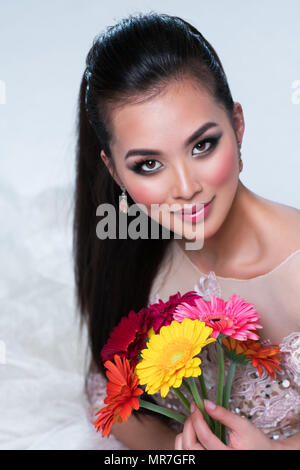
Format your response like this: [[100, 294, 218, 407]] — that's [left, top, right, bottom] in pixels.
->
[[191, 405, 228, 450], [174, 433, 183, 450], [182, 416, 204, 450], [204, 399, 248, 434]]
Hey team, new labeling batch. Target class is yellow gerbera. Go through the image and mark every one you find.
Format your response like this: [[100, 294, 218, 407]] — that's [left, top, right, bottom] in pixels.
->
[[134, 318, 215, 398]]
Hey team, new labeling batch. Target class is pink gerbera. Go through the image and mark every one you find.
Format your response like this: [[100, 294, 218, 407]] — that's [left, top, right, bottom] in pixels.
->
[[173, 294, 263, 340], [148, 291, 202, 334]]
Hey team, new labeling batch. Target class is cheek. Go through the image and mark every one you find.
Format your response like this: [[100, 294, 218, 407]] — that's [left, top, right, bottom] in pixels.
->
[[127, 181, 167, 206], [206, 150, 237, 186], [127, 180, 171, 225]]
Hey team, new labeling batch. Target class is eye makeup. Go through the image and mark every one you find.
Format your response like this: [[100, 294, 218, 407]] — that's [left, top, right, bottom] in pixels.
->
[[129, 133, 222, 175]]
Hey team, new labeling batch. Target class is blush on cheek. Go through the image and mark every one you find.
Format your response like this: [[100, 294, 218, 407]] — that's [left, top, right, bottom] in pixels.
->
[[128, 183, 167, 207], [207, 150, 236, 186]]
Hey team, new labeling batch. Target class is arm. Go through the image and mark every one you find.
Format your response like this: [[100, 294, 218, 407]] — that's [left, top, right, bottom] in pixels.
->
[[279, 433, 300, 450], [111, 412, 178, 450]]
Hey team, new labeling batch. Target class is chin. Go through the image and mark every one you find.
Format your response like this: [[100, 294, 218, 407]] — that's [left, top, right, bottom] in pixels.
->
[[169, 220, 205, 244]]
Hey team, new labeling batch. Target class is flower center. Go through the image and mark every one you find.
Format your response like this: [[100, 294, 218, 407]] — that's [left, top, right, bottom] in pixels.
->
[[206, 313, 227, 322], [170, 352, 183, 363], [162, 340, 189, 370]]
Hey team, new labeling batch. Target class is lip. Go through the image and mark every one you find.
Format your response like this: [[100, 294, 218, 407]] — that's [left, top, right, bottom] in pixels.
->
[[175, 196, 215, 222]]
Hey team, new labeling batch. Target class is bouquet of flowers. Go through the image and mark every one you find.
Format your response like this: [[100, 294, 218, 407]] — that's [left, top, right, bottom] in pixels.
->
[[93, 289, 281, 445]]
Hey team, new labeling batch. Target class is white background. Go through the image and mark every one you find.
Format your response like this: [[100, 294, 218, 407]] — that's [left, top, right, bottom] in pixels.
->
[[0, 0, 299, 450]]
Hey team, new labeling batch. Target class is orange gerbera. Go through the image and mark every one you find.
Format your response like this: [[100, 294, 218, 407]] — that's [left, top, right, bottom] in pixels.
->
[[94, 354, 144, 438], [222, 337, 281, 380]]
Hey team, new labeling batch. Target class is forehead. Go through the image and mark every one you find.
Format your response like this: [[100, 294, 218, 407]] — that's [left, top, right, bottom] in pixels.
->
[[110, 78, 225, 151]]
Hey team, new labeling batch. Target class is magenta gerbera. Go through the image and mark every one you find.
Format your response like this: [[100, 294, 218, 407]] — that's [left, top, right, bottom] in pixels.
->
[[148, 291, 202, 334], [173, 294, 263, 340]]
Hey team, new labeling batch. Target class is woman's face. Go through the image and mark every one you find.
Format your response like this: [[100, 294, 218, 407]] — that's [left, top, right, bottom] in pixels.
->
[[102, 77, 244, 247]]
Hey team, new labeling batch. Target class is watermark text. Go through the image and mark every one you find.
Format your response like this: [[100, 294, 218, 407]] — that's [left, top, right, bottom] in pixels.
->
[[0, 80, 6, 104]]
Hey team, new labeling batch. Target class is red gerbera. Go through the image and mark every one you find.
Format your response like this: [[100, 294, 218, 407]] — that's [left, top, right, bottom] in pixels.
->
[[148, 290, 202, 334], [101, 308, 153, 368], [94, 354, 144, 438]]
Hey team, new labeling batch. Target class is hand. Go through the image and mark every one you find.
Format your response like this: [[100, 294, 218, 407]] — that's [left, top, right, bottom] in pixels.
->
[[174, 400, 284, 450]]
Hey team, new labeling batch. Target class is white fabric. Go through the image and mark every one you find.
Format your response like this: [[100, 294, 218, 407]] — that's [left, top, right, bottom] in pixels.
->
[[0, 182, 123, 450]]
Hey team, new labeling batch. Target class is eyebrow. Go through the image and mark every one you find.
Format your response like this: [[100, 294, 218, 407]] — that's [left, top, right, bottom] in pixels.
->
[[124, 121, 219, 160]]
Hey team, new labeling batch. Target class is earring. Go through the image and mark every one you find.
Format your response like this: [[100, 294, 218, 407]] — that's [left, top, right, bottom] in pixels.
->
[[237, 141, 243, 172], [119, 184, 128, 214]]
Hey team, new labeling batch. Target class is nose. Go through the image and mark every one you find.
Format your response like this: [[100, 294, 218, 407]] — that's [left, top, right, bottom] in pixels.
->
[[172, 161, 203, 201]]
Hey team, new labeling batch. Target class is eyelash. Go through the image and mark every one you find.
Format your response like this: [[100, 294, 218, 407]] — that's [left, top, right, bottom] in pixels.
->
[[130, 135, 221, 175]]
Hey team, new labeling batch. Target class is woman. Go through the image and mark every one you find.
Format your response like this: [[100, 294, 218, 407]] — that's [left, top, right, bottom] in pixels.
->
[[73, 12, 300, 449]]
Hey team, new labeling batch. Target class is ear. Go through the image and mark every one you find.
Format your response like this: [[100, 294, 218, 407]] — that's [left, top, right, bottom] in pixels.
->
[[232, 102, 245, 145], [100, 150, 122, 188]]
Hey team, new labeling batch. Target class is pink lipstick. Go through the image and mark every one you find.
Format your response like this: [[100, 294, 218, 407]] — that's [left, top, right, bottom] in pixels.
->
[[175, 197, 215, 223]]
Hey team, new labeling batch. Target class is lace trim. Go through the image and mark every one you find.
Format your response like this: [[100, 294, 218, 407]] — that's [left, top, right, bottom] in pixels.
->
[[228, 332, 300, 439], [85, 372, 108, 424]]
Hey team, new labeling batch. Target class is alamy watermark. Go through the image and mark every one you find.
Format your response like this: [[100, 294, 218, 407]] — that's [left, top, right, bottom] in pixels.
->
[[0, 80, 6, 104], [0, 340, 6, 364], [96, 202, 206, 250], [291, 80, 300, 104]]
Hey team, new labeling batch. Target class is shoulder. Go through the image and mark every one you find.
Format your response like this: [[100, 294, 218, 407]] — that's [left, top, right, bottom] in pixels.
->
[[259, 200, 300, 328], [261, 198, 300, 254], [271, 202, 300, 251], [251, 196, 300, 280]]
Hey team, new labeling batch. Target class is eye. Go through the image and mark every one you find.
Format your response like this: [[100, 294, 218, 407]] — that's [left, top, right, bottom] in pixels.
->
[[191, 135, 221, 158], [131, 159, 162, 174], [192, 139, 213, 155], [130, 135, 221, 175]]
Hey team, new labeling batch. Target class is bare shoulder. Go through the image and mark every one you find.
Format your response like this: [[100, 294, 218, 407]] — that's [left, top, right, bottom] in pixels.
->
[[262, 198, 300, 251]]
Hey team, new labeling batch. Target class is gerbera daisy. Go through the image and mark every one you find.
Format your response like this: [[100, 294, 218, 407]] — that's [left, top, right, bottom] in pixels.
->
[[148, 291, 202, 334], [134, 318, 215, 398], [101, 308, 154, 368], [222, 337, 281, 380], [94, 354, 143, 438], [173, 294, 262, 340]]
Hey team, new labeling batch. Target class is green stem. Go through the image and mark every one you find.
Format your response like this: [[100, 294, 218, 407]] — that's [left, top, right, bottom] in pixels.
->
[[221, 361, 237, 445], [198, 373, 208, 400], [188, 377, 211, 427], [223, 361, 236, 410], [197, 373, 215, 433], [172, 387, 191, 412], [182, 378, 193, 397], [216, 340, 225, 441], [138, 398, 187, 424]]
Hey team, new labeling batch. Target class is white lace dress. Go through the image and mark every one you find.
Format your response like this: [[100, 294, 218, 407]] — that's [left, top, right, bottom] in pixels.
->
[[86, 240, 300, 448]]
